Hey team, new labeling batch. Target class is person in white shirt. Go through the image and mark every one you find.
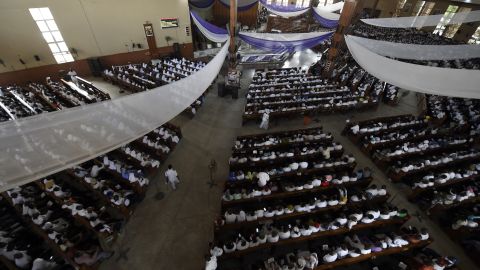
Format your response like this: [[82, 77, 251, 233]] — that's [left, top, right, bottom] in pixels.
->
[[68, 69, 78, 85], [323, 251, 338, 263], [259, 110, 270, 130], [164, 165, 180, 190], [205, 255, 217, 270]]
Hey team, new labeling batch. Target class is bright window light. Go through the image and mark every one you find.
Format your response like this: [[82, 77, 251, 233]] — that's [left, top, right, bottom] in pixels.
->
[[46, 20, 58, 31], [29, 7, 73, 64], [42, 32, 54, 43]]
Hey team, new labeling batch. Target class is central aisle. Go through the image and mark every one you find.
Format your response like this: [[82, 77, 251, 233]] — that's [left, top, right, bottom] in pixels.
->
[[98, 57, 477, 270]]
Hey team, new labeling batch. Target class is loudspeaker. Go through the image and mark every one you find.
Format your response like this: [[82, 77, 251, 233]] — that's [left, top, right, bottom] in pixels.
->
[[172, 42, 181, 58], [232, 88, 238, 99], [217, 83, 225, 97], [87, 58, 103, 77], [34, 55, 40, 61]]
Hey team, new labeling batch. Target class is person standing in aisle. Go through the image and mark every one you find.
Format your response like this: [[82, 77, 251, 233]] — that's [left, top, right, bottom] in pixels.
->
[[259, 109, 270, 130], [164, 164, 180, 190]]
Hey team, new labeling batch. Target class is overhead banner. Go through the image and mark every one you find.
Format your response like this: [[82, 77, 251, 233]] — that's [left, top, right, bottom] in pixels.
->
[[345, 35, 480, 99], [190, 11, 229, 42], [239, 31, 333, 52], [361, 10, 480, 28], [348, 35, 480, 60], [0, 41, 229, 192], [259, 0, 309, 18], [313, 7, 339, 28]]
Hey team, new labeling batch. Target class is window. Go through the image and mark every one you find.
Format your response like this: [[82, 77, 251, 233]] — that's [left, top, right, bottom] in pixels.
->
[[444, 7, 470, 38], [468, 25, 480, 44], [411, 1, 425, 16], [318, 0, 334, 6], [433, 5, 459, 36], [29, 7, 74, 64], [418, 2, 435, 16], [295, 0, 310, 8], [414, 2, 435, 29], [397, 0, 407, 10]]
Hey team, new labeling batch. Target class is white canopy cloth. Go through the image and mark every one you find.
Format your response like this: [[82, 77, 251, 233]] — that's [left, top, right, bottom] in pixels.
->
[[361, 10, 480, 28], [348, 35, 480, 60], [345, 35, 480, 99], [239, 31, 334, 41], [312, 8, 340, 21], [0, 41, 229, 192], [317, 1, 343, 12], [261, 5, 309, 18], [190, 11, 229, 43]]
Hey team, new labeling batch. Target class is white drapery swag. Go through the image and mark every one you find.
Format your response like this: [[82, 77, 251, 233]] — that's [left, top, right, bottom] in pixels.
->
[[261, 5, 309, 18], [0, 41, 229, 192], [317, 1, 343, 12], [348, 35, 480, 60], [312, 8, 340, 21], [190, 12, 229, 43], [345, 35, 480, 99], [239, 31, 334, 41], [361, 10, 480, 28]]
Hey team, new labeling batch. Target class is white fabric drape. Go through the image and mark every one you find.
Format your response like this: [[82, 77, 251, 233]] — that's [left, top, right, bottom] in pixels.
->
[[239, 31, 334, 41], [0, 41, 229, 192], [361, 10, 480, 28], [312, 7, 340, 20], [348, 35, 480, 60], [262, 5, 309, 18], [317, 1, 343, 12], [345, 35, 480, 99], [190, 12, 229, 43]]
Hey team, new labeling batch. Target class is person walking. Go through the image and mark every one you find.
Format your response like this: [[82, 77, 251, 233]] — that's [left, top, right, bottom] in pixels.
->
[[259, 109, 270, 130], [164, 164, 180, 190]]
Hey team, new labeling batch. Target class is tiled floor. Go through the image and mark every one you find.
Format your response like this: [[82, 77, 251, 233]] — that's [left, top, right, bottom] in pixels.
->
[[91, 52, 479, 270]]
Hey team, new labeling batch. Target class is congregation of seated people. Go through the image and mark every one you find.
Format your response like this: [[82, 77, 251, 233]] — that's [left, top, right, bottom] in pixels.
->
[[0, 77, 181, 269], [344, 105, 480, 266], [102, 57, 206, 117], [205, 127, 446, 270], [243, 67, 378, 123]]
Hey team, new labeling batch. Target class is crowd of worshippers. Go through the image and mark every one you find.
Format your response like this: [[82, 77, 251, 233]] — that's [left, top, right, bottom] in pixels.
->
[[424, 94, 480, 137], [0, 78, 109, 122], [204, 127, 456, 270], [102, 57, 206, 116], [243, 67, 377, 122], [311, 49, 400, 105], [4, 183, 113, 268], [351, 22, 480, 70], [0, 78, 181, 268], [344, 111, 480, 266]]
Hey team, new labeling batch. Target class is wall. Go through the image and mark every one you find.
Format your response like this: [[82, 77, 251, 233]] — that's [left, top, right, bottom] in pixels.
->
[[0, 0, 192, 73]]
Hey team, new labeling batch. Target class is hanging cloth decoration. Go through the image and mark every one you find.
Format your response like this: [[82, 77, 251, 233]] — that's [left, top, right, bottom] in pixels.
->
[[190, 11, 229, 43], [238, 31, 333, 53], [347, 35, 480, 61], [218, 0, 259, 11], [317, 1, 344, 12], [258, 0, 310, 18], [189, 0, 215, 9], [313, 7, 339, 28], [361, 10, 480, 28], [0, 41, 230, 192], [345, 35, 480, 99]]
